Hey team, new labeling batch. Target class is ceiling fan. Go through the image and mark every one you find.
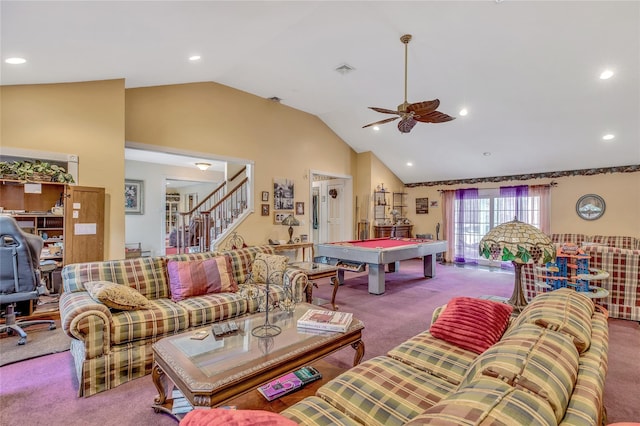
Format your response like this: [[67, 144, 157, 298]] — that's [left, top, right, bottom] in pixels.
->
[[363, 34, 455, 134]]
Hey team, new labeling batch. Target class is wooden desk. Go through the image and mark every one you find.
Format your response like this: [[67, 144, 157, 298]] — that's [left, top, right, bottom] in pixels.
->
[[273, 242, 314, 262]]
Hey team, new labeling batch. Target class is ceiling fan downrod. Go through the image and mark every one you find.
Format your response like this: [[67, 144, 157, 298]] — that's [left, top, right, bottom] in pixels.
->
[[400, 34, 412, 112]]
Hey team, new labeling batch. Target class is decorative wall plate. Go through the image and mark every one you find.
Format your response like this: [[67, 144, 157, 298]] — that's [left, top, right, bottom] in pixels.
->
[[576, 194, 606, 220]]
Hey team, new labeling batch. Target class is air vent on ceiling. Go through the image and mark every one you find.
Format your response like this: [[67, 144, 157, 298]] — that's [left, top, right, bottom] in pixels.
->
[[335, 63, 355, 75]]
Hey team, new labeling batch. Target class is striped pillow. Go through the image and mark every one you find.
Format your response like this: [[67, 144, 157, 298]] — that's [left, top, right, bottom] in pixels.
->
[[430, 297, 513, 354], [167, 255, 238, 302]]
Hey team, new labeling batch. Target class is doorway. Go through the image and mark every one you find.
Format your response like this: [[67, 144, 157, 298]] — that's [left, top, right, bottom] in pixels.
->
[[309, 171, 353, 244]]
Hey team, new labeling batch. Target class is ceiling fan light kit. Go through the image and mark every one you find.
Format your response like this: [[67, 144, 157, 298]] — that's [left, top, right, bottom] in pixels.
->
[[363, 34, 455, 134]]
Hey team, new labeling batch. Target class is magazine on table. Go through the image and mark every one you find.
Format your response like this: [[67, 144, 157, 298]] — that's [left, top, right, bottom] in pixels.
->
[[297, 308, 353, 332]]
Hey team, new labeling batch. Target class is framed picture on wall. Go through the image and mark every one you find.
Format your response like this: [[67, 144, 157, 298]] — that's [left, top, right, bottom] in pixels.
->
[[261, 204, 270, 216], [416, 197, 428, 214], [125, 179, 144, 215], [295, 202, 304, 215], [273, 178, 294, 210], [261, 191, 269, 202]]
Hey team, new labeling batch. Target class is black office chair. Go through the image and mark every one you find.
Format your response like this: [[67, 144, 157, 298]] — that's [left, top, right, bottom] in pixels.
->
[[0, 216, 56, 345]]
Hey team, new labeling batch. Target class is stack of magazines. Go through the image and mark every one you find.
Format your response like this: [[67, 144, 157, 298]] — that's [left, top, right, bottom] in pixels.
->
[[297, 309, 353, 332]]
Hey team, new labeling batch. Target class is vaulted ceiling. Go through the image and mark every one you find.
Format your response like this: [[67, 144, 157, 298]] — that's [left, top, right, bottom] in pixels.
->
[[2, 1, 638, 184]]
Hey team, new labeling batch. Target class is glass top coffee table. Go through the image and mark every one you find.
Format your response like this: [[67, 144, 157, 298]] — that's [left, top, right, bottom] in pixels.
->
[[151, 303, 364, 418]]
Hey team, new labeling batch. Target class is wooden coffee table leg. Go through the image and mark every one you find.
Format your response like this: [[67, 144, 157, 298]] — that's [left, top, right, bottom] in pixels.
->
[[351, 339, 365, 366], [330, 276, 340, 311], [152, 363, 169, 406]]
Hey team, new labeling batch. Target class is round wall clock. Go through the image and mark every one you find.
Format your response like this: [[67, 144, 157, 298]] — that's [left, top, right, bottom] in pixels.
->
[[576, 194, 606, 220]]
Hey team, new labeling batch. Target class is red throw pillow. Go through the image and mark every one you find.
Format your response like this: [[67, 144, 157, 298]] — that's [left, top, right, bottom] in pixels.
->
[[167, 256, 238, 302], [430, 297, 513, 354]]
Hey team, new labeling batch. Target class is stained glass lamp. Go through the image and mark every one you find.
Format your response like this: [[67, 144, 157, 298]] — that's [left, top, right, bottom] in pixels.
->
[[281, 214, 300, 244], [479, 219, 555, 311]]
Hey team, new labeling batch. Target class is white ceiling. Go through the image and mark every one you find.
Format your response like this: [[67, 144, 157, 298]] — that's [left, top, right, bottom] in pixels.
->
[[2, 1, 639, 184]]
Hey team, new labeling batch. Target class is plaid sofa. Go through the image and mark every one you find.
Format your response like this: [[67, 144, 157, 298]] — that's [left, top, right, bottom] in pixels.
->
[[281, 289, 609, 426], [60, 245, 308, 397], [522, 234, 640, 321]]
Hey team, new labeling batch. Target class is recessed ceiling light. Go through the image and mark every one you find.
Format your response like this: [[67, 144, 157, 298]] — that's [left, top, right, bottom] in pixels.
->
[[459, 108, 468, 116], [599, 70, 614, 80], [5, 57, 26, 65], [602, 134, 615, 141], [406, 162, 413, 167], [373, 126, 380, 131], [188, 55, 201, 61]]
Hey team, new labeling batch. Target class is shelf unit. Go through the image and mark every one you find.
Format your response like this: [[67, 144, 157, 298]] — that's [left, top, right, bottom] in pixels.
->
[[393, 192, 408, 220], [166, 193, 180, 234], [373, 190, 389, 223]]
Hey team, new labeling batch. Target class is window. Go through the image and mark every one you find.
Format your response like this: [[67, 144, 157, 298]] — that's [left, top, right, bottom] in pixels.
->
[[454, 188, 544, 264]]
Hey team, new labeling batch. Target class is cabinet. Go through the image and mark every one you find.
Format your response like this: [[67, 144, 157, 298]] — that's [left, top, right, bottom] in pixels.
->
[[0, 180, 105, 266], [393, 192, 408, 220], [374, 224, 413, 238], [373, 190, 389, 223]]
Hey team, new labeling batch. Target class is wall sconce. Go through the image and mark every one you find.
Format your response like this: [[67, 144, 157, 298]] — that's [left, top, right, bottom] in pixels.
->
[[195, 162, 211, 171]]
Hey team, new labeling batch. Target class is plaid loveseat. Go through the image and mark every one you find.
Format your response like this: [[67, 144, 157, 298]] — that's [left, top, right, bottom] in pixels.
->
[[522, 234, 640, 321], [281, 289, 609, 426], [60, 245, 308, 397]]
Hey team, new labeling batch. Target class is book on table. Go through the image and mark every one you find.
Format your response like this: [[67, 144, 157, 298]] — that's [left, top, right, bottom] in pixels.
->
[[297, 308, 353, 332]]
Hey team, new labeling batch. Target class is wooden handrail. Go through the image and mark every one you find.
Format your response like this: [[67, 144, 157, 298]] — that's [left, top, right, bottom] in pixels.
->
[[206, 177, 249, 213], [228, 166, 247, 184]]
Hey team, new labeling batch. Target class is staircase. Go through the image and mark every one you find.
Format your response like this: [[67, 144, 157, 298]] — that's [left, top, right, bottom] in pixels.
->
[[174, 166, 251, 254]]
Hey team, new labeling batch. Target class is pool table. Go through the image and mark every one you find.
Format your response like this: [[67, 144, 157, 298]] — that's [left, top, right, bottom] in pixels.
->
[[316, 237, 447, 295]]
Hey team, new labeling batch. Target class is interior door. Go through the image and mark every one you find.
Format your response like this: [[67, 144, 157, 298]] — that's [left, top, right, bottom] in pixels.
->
[[326, 180, 345, 242], [64, 185, 105, 264]]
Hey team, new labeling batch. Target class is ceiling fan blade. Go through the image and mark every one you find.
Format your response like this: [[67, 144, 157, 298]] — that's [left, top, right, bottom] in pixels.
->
[[406, 100, 440, 115], [368, 107, 401, 115], [414, 110, 456, 123], [362, 116, 399, 128], [398, 117, 417, 133]]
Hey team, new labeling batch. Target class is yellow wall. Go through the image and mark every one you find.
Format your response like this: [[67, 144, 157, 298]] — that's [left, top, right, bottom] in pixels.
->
[[405, 172, 640, 238], [1, 80, 126, 259], [354, 151, 404, 237], [125, 82, 358, 246], [2, 78, 637, 262]]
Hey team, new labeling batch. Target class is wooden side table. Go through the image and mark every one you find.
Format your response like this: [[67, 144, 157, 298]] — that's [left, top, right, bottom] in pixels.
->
[[289, 262, 339, 310], [273, 242, 314, 262]]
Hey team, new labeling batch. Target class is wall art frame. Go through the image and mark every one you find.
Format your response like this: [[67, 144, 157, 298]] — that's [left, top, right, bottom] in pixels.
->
[[415, 197, 429, 214], [273, 178, 294, 210], [125, 179, 144, 215]]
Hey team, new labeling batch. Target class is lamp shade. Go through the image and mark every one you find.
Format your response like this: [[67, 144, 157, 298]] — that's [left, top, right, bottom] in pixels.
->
[[281, 215, 300, 227], [479, 219, 554, 265], [479, 219, 555, 311]]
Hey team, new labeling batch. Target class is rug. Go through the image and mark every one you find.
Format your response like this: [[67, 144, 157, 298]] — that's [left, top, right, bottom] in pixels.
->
[[0, 320, 70, 366]]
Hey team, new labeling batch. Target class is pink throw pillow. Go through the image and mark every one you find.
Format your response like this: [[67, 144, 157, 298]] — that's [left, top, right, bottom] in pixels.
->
[[430, 297, 513, 354], [167, 256, 238, 302], [181, 408, 297, 426]]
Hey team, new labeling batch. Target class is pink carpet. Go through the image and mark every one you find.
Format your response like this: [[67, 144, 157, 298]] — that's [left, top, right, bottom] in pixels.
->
[[0, 260, 637, 425]]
